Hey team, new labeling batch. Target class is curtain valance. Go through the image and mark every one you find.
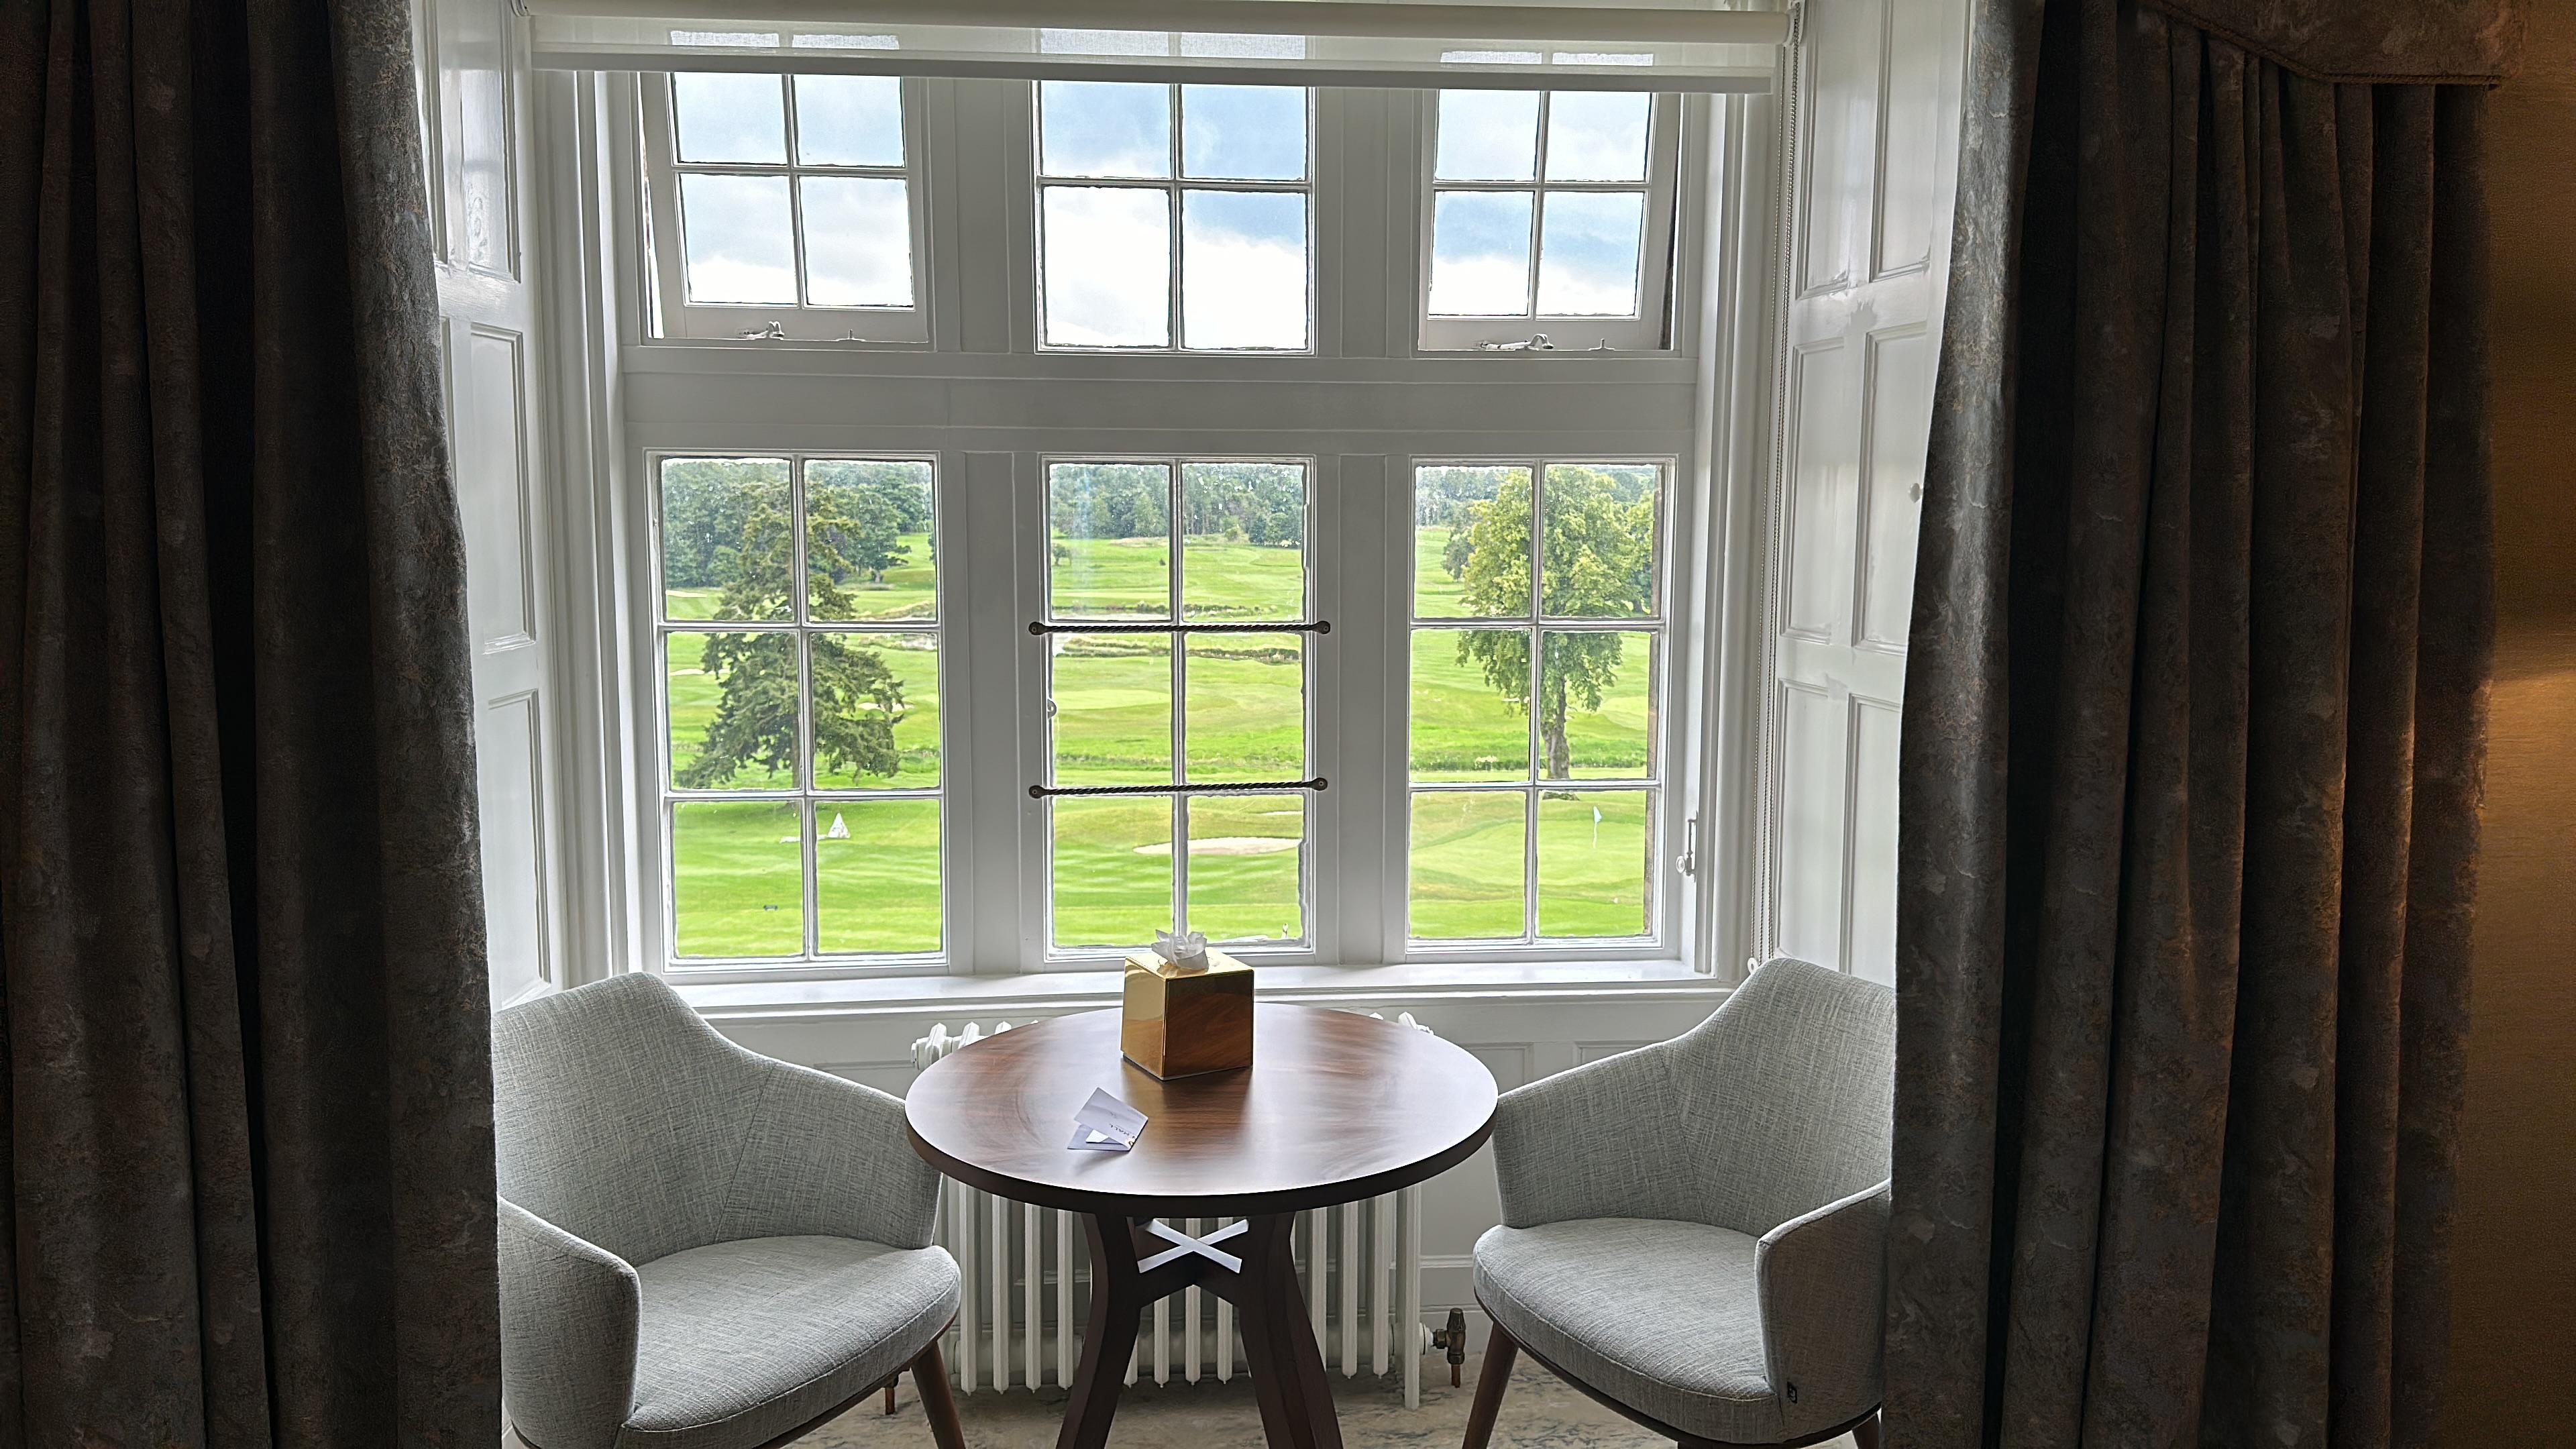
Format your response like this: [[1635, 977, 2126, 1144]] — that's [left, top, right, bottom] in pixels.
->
[[2141, 0, 2524, 82]]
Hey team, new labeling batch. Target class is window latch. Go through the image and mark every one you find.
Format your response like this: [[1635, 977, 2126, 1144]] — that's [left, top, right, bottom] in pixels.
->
[[1677, 812, 1699, 877]]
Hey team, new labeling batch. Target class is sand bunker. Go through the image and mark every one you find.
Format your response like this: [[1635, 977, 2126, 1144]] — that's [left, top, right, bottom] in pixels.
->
[[1132, 836, 1300, 857]]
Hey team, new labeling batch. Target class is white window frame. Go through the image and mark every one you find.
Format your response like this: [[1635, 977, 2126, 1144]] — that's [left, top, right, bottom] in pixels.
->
[[1416, 91, 1686, 354], [1399, 455, 1678, 954], [639, 73, 934, 344], [1034, 452, 1323, 959], [649, 449, 957, 975], [1032, 83, 1320, 354], [550, 74, 1769, 985]]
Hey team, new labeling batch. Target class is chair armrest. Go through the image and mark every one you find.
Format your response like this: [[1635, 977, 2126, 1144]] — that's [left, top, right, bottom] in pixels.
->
[[498, 1198, 639, 1449], [1755, 1179, 1889, 1440], [718, 1057, 943, 1248], [1490, 1040, 1691, 1228]]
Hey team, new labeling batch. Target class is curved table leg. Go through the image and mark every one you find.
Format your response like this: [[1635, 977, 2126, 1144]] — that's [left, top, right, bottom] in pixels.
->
[[1055, 1211, 1344, 1449], [1234, 1214, 1343, 1449], [1057, 1214, 1144, 1449]]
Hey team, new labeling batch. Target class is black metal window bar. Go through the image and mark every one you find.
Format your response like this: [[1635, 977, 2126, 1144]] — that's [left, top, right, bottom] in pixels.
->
[[1028, 618, 1331, 800]]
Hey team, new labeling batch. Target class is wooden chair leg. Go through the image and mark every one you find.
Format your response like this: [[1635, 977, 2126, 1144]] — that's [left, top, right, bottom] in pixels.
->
[[884, 1381, 898, 1415], [1460, 1322, 1519, 1449], [1851, 1409, 1881, 1449], [913, 1338, 969, 1449]]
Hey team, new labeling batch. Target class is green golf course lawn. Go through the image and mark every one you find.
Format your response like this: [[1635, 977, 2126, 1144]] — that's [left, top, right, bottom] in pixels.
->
[[664, 531, 1658, 959]]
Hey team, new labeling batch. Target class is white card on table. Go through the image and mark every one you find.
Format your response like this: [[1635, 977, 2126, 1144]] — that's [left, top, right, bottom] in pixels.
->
[[1067, 1087, 1147, 1151]]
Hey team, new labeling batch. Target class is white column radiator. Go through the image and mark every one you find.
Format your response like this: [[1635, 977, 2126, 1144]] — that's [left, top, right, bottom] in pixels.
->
[[910, 1016, 1438, 1409]]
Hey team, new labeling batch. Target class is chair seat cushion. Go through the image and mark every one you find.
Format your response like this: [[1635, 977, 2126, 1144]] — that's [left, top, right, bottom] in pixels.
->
[[619, 1236, 960, 1449], [1475, 1219, 1782, 1446]]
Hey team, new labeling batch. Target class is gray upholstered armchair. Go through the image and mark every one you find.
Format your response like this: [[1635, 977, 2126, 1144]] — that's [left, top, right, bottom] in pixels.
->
[[493, 973, 968, 1449], [1462, 957, 1896, 1449]]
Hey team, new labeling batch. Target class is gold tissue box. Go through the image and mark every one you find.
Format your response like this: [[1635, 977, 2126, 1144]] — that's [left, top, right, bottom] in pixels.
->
[[1120, 947, 1254, 1079]]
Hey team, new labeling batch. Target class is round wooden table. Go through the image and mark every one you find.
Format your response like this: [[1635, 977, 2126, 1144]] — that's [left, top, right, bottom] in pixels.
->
[[906, 1004, 1498, 1449]]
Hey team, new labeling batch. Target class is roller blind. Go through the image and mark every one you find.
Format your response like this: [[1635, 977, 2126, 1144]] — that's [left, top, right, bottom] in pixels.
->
[[526, 0, 1786, 92]]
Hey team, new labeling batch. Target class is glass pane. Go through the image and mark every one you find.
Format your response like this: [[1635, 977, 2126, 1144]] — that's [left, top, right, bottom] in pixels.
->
[[1182, 461, 1304, 619], [1429, 191, 1534, 317], [1039, 80, 1171, 178], [811, 632, 938, 789], [1181, 85, 1306, 179], [1181, 191, 1307, 350], [806, 458, 935, 621], [1413, 464, 1532, 617], [1186, 794, 1304, 943], [672, 800, 804, 958], [1544, 91, 1650, 182], [1409, 790, 1527, 939], [1537, 790, 1650, 936], [1041, 186, 1172, 347], [1049, 461, 1171, 618], [1435, 90, 1540, 181], [673, 72, 786, 164], [1052, 796, 1175, 948], [1186, 634, 1304, 783], [1411, 629, 1532, 782], [1536, 191, 1645, 316], [1544, 631, 1654, 780], [1051, 635, 1171, 786], [666, 631, 799, 790], [680, 174, 796, 305], [794, 74, 903, 166], [815, 799, 941, 954], [800, 177, 913, 307], [660, 456, 792, 620], [1539, 463, 1658, 616]]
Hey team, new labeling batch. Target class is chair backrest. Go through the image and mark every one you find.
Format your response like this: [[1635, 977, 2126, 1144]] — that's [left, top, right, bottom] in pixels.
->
[[492, 972, 776, 1266], [1666, 957, 1896, 1238]]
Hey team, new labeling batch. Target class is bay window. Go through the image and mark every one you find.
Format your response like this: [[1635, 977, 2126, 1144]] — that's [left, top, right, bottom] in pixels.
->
[[592, 66, 1748, 981]]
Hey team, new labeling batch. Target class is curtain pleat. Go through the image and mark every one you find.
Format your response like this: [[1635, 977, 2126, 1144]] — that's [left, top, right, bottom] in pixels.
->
[[0, 0, 499, 1444], [1888, 1, 2493, 1444]]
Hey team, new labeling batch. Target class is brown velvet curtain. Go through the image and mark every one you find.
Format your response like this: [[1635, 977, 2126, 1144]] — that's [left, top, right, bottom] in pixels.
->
[[0, 0, 498, 1444], [1889, 1, 2504, 1446]]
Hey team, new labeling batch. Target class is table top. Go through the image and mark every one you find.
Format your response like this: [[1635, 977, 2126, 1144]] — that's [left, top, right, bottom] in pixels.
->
[[904, 1004, 1499, 1218]]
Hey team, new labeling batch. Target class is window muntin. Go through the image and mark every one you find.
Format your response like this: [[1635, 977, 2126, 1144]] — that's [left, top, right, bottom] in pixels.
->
[[656, 455, 944, 966], [1036, 83, 1314, 352], [1041, 459, 1315, 954], [641, 74, 928, 341], [1408, 461, 1666, 944], [1421, 91, 1682, 352]]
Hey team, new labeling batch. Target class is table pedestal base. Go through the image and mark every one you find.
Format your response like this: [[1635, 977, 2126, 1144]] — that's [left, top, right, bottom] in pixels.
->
[[1059, 1212, 1341, 1449]]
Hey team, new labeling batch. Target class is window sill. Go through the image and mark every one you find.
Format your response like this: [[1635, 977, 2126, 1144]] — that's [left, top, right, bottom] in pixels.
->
[[673, 958, 1721, 1026]]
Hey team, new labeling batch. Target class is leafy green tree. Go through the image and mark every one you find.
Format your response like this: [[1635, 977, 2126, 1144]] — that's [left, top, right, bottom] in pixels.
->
[[676, 494, 909, 788], [1446, 467, 1655, 778], [660, 458, 788, 588], [818, 486, 907, 583]]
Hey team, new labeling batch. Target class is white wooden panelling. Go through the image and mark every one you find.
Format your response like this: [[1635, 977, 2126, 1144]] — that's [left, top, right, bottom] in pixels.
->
[[1757, 0, 1970, 980], [478, 692, 553, 1006], [1858, 327, 1932, 651], [1773, 681, 1844, 966], [1783, 339, 1856, 641], [420, 0, 568, 1008], [1844, 696, 1902, 983]]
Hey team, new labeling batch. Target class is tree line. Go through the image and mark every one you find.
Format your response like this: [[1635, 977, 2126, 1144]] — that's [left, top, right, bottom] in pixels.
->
[[1049, 462, 1303, 546]]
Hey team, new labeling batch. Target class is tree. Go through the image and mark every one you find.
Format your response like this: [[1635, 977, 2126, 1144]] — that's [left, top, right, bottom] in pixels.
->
[[1446, 467, 1655, 778], [675, 494, 909, 788], [815, 486, 906, 584], [660, 457, 789, 588]]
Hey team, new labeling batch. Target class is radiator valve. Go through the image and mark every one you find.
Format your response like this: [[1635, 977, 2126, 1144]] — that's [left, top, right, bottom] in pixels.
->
[[1428, 1307, 1470, 1387]]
